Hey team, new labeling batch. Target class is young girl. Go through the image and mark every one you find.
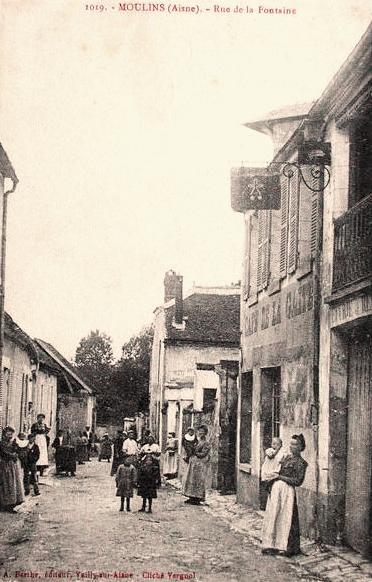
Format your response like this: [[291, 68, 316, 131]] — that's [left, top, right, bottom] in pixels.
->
[[137, 453, 158, 513], [116, 457, 136, 512]]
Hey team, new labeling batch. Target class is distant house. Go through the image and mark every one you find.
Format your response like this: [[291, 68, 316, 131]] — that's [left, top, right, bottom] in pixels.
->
[[149, 270, 240, 491], [1, 313, 58, 439], [34, 339, 96, 437]]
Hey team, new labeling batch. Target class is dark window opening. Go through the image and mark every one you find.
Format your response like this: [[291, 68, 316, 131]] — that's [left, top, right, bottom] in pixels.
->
[[349, 115, 372, 207], [240, 372, 253, 464], [203, 388, 216, 412]]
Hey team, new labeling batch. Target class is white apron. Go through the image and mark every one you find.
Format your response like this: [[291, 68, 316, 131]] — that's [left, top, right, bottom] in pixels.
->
[[35, 433, 49, 467]]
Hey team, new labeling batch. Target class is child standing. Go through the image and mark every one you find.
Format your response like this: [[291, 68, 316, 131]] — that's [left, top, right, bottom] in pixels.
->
[[116, 458, 136, 512], [137, 454, 158, 513], [25, 434, 40, 496]]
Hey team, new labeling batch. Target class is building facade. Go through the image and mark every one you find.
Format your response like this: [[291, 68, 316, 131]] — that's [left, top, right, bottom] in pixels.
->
[[149, 271, 240, 490], [233, 22, 372, 550]]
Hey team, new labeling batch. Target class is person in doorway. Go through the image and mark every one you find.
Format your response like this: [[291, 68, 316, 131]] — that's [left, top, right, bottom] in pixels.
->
[[0, 426, 25, 511], [182, 425, 211, 505], [31, 413, 50, 476], [52, 429, 76, 476], [261, 434, 308, 557], [24, 434, 40, 496], [98, 434, 112, 462], [163, 432, 178, 479], [111, 430, 125, 476], [116, 457, 136, 512], [182, 427, 197, 463], [137, 453, 158, 513]]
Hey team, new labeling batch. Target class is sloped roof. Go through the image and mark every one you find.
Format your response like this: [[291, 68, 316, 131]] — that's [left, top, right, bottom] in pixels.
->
[[164, 291, 240, 345], [4, 312, 38, 362], [244, 102, 314, 131], [34, 338, 92, 394]]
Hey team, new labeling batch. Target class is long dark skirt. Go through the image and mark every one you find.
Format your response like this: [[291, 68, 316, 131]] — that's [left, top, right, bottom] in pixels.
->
[[111, 452, 124, 476], [55, 446, 76, 474], [137, 465, 157, 499]]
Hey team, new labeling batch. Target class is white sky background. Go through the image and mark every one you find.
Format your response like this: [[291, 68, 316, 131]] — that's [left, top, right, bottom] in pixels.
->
[[0, 0, 370, 359]]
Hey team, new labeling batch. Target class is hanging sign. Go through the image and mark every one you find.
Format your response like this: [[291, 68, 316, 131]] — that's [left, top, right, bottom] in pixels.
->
[[231, 167, 281, 212]]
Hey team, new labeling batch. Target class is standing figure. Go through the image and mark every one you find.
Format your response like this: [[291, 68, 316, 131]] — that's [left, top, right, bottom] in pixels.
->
[[261, 437, 284, 509], [31, 413, 50, 476], [261, 434, 308, 556], [83, 426, 93, 461], [137, 453, 158, 513], [52, 429, 76, 476], [182, 425, 210, 505], [122, 430, 139, 465], [111, 430, 126, 476], [76, 432, 88, 465], [0, 426, 25, 511], [140, 435, 161, 486], [163, 432, 178, 479], [116, 457, 136, 512], [15, 432, 31, 493], [182, 427, 197, 463], [99, 434, 112, 462], [24, 434, 40, 496]]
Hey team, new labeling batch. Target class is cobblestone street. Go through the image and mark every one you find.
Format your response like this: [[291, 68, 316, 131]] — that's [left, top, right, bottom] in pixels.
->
[[0, 460, 317, 582]]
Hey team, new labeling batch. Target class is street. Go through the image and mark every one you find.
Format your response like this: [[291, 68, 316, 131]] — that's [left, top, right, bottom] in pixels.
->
[[0, 460, 314, 582]]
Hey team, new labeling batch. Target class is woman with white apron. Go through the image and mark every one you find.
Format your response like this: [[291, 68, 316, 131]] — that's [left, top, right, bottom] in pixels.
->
[[31, 413, 50, 476]]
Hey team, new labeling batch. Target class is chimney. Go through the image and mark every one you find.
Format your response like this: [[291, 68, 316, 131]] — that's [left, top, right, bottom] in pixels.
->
[[164, 270, 183, 324]]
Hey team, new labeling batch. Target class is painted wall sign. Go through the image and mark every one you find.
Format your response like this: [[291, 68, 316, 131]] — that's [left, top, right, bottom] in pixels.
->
[[330, 293, 372, 328]]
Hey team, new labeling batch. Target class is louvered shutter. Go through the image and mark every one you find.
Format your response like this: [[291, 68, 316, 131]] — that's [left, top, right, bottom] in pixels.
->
[[261, 211, 271, 289], [310, 176, 319, 257], [288, 167, 299, 273], [257, 211, 264, 290], [279, 175, 289, 277]]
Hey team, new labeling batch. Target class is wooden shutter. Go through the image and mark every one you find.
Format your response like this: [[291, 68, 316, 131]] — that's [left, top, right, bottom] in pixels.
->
[[279, 175, 289, 277], [310, 175, 319, 257], [261, 211, 271, 289], [288, 167, 299, 273], [257, 211, 264, 290]]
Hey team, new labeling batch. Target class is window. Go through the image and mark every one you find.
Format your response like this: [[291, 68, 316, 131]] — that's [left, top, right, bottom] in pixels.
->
[[257, 210, 271, 290], [240, 372, 253, 464], [203, 388, 216, 412], [280, 169, 300, 277], [261, 367, 281, 449], [349, 116, 372, 207]]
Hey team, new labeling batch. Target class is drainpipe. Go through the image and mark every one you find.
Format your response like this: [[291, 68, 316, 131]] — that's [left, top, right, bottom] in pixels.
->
[[0, 175, 18, 432], [311, 122, 327, 545]]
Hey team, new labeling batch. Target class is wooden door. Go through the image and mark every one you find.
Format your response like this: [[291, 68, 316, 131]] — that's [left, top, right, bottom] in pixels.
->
[[345, 329, 372, 556]]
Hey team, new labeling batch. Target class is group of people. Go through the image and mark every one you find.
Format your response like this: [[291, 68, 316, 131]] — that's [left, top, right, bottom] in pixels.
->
[[0, 416, 47, 512], [109, 424, 212, 513], [0, 413, 96, 511]]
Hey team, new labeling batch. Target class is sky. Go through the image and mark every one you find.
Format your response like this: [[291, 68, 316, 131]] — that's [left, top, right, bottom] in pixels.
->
[[0, 0, 370, 359]]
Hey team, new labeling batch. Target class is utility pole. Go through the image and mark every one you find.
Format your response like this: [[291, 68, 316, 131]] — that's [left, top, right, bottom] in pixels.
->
[[0, 144, 18, 432]]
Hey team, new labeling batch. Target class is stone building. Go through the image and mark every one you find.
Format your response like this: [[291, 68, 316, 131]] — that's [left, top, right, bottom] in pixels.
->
[[232, 22, 372, 550], [149, 270, 240, 490], [1, 313, 58, 440], [35, 339, 96, 438]]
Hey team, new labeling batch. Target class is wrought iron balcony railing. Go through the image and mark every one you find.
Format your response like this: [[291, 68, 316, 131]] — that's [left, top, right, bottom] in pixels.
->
[[332, 192, 372, 293]]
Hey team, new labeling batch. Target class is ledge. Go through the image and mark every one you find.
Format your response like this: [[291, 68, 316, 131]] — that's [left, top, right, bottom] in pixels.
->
[[247, 294, 258, 307], [296, 258, 313, 281], [239, 463, 252, 475], [268, 278, 281, 296], [324, 278, 372, 304]]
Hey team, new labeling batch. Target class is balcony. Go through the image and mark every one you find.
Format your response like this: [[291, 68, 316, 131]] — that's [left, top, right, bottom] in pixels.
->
[[332, 193, 372, 293]]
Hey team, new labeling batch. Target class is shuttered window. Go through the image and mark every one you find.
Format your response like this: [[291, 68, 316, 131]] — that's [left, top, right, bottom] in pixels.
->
[[248, 214, 258, 296], [310, 177, 319, 257], [288, 167, 300, 273], [257, 211, 271, 291], [279, 175, 289, 278]]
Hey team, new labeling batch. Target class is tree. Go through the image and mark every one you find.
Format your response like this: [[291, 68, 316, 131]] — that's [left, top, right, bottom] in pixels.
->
[[111, 325, 154, 417], [75, 330, 114, 422]]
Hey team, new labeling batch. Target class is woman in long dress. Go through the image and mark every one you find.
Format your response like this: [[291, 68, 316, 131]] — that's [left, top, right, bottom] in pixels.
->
[[261, 433, 308, 556], [163, 432, 178, 479], [182, 425, 210, 505], [0, 426, 25, 511], [31, 413, 50, 476]]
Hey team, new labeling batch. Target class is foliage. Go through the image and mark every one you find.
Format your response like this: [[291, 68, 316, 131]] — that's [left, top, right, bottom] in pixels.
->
[[74, 326, 153, 424]]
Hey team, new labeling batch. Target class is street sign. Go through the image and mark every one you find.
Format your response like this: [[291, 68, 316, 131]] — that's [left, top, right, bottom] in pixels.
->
[[231, 167, 281, 212]]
